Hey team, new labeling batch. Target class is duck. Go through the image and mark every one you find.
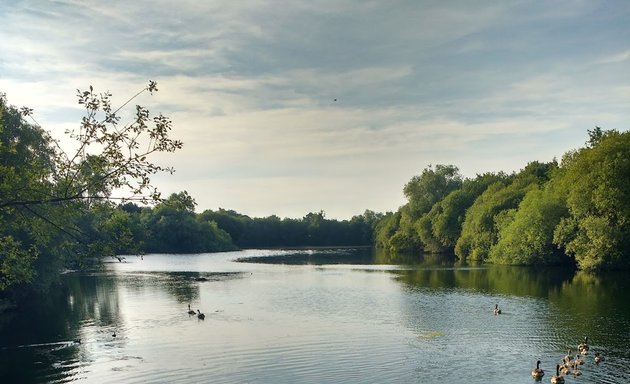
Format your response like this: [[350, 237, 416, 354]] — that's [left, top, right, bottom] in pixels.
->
[[197, 309, 205, 320], [187, 304, 196, 315], [112, 331, 117, 338], [563, 349, 573, 364], [559, 360, 570, 375], [574, 354, 583, 366], [531, 360, 544, 379], [578, 336, 589, 354], [594, 352, 604, 364], [493, 304, 502, 315], [551, 364, 565, 384]]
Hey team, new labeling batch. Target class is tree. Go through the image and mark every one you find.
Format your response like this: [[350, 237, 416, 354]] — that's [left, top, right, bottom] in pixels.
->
[[553, 129, 630, 269], [388, 206, 422, 253], [1, 94, 57, 289], [376, 164, 463, 254], [455, 161, 557, 262], [1, 82, 182, 210], [0, 82, 182, 292], [141, 192, 236, 253], [374, 211, 399, 250], [489, 185, 569, 265], [430, 172, 507, 249], [403, 164, 462, 219], [586, 126, 604, 148], [198, 208, 249, 245]]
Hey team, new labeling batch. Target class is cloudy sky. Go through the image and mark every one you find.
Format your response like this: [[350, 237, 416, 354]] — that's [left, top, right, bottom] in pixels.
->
[[1, 1, 629, 219]]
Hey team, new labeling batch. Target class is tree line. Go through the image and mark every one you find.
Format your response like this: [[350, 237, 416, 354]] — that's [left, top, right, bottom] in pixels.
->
[[113, 192, 381, 254], [374, 127, 630, 271]]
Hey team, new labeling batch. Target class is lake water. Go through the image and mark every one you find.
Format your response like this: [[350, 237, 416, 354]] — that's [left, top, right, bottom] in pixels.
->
[[1, 248, 629, 383]]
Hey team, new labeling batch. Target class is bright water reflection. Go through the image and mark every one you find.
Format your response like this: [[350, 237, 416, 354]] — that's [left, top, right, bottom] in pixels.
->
[[1, 248, 629, 383]]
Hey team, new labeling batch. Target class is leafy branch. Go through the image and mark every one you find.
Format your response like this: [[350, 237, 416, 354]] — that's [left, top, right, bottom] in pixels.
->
[[0, 80, 182, 210]]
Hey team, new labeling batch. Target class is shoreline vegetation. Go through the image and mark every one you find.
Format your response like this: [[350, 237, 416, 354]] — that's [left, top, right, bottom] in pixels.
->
[[2, 86, 630, 308], [374, 127, 630, 272]]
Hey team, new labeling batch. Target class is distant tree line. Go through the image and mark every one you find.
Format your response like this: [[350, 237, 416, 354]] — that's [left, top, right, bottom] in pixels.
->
[[113, 192, 381, 254], [374, 127, 630, 271]]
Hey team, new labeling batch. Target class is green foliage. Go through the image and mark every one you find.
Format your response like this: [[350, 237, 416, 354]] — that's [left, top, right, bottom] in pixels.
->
[[375, 164, 463, 253], [0, 83, 182, 293], [374, 211, 400, 249], [403, 164, 462, 219], [422, 172, 508, 251], [455, 161, 557, 262], [374, 130, 628, 270], [415, 214, 443, 253], [160, 191, 197, 212], [388, 207, 422, 253], [489, 185, 569, 265], [227, 209, 379, 248], [101, 202, 380, 254], [1, 94, 58, 290], [552, 130, 630, 270], [139, 193, 235, 253], [0, 236, 38, 290], [198, 208, 248, 244], [78, 203, 144, 263]]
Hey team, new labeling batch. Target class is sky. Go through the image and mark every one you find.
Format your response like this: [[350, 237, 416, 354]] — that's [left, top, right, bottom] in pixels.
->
[[1, 1, 629, 219]]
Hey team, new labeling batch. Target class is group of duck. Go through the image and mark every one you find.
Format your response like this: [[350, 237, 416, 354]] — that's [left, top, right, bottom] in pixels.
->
[[492, 305, 604, 382], [530, 336, 605, 383], [187, 304, 205, 320]]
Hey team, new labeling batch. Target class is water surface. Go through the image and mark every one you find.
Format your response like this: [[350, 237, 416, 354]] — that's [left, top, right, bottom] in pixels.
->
[[1, 249, 628, 383]]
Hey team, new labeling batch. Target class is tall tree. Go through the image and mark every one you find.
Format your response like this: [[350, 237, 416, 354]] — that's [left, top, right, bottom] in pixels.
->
[[1, 94, 58, 289], [553, 129, 630, 269], [403, 164, 462, 219], [377, 164, 463, 253], [0, 82, 182, 292]]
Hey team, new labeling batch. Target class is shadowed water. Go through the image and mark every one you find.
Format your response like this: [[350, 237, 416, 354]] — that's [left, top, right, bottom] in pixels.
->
[[1, 249, 629, 383]]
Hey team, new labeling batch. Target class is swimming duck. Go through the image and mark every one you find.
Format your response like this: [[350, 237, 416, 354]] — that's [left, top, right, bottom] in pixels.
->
[[531, 360, 544, 379], [551, 364, 565, 384], [578, 336, 589, 354], [197, 309, 205, 320], [563, 349, 573, 364], [574, 354, 583, 366], [559, 361, 570, 375], [594, 352, 604, 364], [187, 304, 196, 315], [493, 304, 502, 315]]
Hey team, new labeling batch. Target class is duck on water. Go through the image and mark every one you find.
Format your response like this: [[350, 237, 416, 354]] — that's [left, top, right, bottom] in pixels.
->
[[531, 360, 544, 379]]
